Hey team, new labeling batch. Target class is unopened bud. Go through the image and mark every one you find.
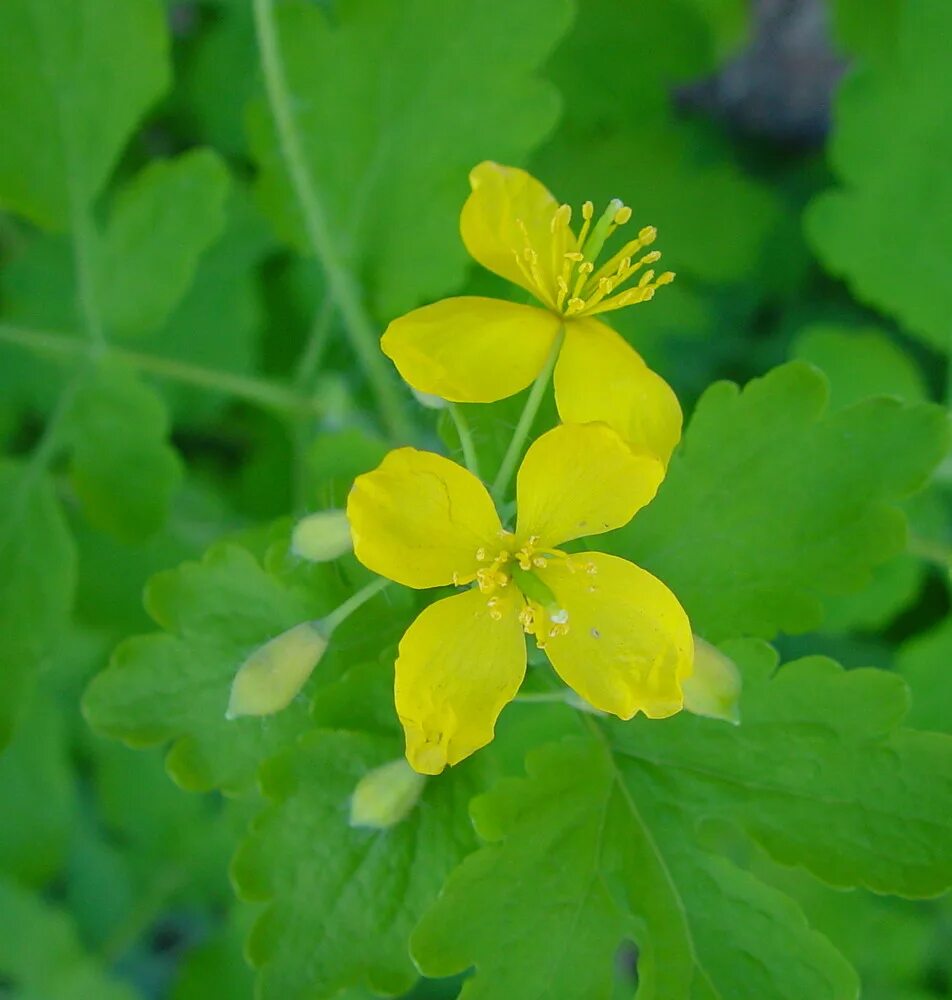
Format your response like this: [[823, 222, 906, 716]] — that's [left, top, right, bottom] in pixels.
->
[[291, 509, 352, 562], [411, 387, 448, 410], [682, 636, 741, 724], [349, 758, 427, 829], [226, 621, 327, 719]]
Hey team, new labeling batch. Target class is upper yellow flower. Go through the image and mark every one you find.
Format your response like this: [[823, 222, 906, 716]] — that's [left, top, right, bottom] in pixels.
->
[[347, 422, 693, 775], [381, 161, 683, 466]]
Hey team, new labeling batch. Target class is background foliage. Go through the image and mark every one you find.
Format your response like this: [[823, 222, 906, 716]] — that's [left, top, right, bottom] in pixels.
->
[[1, 0, 950, 997]]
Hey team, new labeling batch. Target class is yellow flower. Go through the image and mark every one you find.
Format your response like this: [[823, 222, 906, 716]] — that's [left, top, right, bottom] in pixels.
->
[[347, 422, 693, 775], [381, 161, 683, 466]]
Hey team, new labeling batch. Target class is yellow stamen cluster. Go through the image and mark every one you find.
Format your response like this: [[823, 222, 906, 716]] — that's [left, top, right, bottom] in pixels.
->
[[513, 198, 675, 318]]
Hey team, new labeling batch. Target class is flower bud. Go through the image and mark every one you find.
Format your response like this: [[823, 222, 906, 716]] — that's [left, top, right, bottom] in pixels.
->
[[291, 509, 353, 562], [682, 636, 742, 724], [226, 621, 327, 719], [349, 757, 427, 829]]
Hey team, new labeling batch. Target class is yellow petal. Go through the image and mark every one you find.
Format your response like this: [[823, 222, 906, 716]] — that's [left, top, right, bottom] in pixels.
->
[[381, 296, 560, 403], [540, 553, 693, 719], [460, 161, 572, 306], [395, 587, 527, 774], [556, 317, 683, 466], [348, 447, 502, 589], [515, 423, 664, 548]]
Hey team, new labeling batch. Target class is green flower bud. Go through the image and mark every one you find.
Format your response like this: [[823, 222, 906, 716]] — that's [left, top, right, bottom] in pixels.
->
[[226, 621, 327, 719], [349, 757, 427, 829], [682, 636, 742, 724], [291, 509, 353, 562]]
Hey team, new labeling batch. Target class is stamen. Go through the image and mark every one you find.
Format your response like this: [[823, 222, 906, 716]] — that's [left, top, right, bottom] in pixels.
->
[[576, 200, 594, 248]]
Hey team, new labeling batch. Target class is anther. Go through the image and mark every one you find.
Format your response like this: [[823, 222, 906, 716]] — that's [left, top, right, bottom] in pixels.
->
[[613, 205, 632, 225], [582, 201, 594, 220], [475, 547, 487, 561], [638, 226, 657, 244]]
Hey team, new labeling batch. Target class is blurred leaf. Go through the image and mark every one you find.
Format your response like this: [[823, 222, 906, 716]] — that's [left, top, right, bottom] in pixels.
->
[[249, 0, 572, 317], [830, 0, 902, 66], [0, 461, 76, 747], [608, 362, 950, 641], [0, 0, 169, 228], [897, 618, 952, 735], [0, 688, 74, 884], [99, 149, 231, 339], [304, 427, 389, 509], [66, 362, 183, 542], [792, 324, 927, 408], [232, 727, 479, 999], [0, 877, 138, 1000], [83, 535, 350, 793], [807, 0, 952, 351]]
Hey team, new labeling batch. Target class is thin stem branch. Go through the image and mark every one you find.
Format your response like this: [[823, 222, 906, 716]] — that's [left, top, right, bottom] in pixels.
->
[[320, 576, 391, 634], [252, 0, 411, 442], [294, 297, 335, 390], [491, 326, 565, 502], [449, 403, 480, 480], [0, 323, 325, 419]]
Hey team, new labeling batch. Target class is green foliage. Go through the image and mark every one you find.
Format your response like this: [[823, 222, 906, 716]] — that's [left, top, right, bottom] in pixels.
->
[[807, 0, 952, 351], [1, 0, 951, 996], [0, 0, 169, 227], [249, 0, 572, 317], [611, 362, 950, 640]]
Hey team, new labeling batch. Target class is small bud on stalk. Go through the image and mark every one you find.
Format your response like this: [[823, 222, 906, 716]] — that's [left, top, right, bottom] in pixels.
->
[[682, 636, 742, 724], [291, 509, 353, 562], [349, 758, 427, 829]]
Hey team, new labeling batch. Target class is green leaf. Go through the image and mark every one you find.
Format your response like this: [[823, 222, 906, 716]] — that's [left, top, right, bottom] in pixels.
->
[[0, 878, 138, 1000], [609, 362, 950, 641], [66, 362, 183, 542], [249, 0, 572, 317], [417, 642, 952, 997], [0, 0, 169, 228], [0, 688, 74, 884], [897, 618, 952, 735], [99, 148, 231, 339], [83, 537, 347, 793], [806, 0, 952, 351], [413, 730, 857, 1000], [232, 727, 479, 999], [0, 461, 76, 747]]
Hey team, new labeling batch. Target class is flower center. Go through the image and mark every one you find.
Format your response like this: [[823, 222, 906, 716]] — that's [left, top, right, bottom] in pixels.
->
[[513, 198, 675, 318], [455, 537, 600, 646]]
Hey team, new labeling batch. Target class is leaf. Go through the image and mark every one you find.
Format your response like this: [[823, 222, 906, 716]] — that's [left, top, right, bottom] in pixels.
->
[[608, 362, 950, 641], [232, 726, 479, 999], [417, 641, 952, 997], [0, 0, 170, 228], [0, 878, 138, 1000], [413, 730, 857, 999], [897, 618, 952, 736], [0, 461, 76, 747], [99, 148, 231, 339], [66, 362, 184, 542], [0, 687, 74, 884], [82, 537, 346, 793], [248, 0, 572, 317], [806, 0, 952, 351]]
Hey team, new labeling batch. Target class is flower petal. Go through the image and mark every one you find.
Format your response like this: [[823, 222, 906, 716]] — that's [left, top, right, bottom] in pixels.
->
[[556, 317, 683, 466], [381, 296, 559, 403], [515, 423, 664, 548], [460, 161, 572, 305], [348, 447, 502, 589], [541, 552, 693, 719], [395, 587, 527, 774]]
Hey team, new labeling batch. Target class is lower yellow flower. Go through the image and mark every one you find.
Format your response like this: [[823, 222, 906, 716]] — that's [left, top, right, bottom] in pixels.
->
[[347, 423, 693, 774]]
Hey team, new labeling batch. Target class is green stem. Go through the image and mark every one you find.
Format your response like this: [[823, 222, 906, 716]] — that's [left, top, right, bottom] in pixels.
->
[[449, 403, 480, 479], [320, 576, 391, 635], [513, 690, 605, 716], [0, 323, 325, 419], [252, 0, 411, 442], [294, 297, 335, 390], [491, 326, 564, 502]]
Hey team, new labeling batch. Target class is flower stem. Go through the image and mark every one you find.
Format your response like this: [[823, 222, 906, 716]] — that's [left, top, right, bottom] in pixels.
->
[[319, 576, 391, 635], [0, 323, 325, 419], [449, 403, 480, 480], [252, 0, 412, 443], [491, 326, 564, 502]]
